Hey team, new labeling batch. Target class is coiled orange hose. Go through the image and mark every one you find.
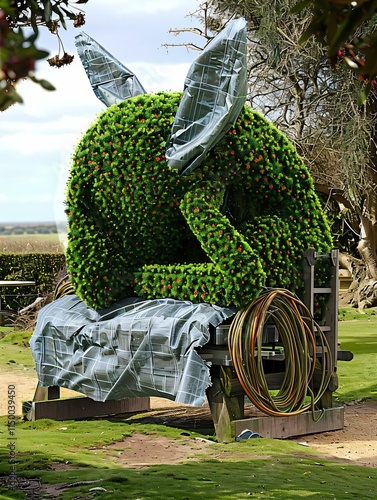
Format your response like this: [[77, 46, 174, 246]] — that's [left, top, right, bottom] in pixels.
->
[[228, 288, 333, 417]]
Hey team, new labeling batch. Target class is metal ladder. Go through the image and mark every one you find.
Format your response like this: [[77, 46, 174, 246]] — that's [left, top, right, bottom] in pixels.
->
[[303, 248, 339, 367]]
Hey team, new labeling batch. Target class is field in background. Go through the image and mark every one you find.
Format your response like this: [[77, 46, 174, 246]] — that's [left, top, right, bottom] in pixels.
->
[[0, 234, 66, 254], [0, 223, 66, 254]]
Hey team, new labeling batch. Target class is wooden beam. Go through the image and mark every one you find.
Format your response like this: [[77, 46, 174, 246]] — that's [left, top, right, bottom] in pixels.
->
[[233, 406, 344, 439], [25, 396, 150, 421]]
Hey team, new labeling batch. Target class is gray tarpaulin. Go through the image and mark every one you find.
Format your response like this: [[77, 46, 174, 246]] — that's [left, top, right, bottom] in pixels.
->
[[75, 32, 146, 107], [30, 295, 235, 406], [165, 18, 248, 175]]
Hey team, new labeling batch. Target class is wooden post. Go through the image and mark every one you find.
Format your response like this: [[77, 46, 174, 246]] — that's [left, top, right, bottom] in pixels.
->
[[48, 386, 60, 400], [31, 383, 60, 402], [206, 366, 244, 442]]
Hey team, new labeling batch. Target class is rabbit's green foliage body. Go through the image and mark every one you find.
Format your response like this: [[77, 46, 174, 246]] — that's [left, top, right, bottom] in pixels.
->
[[66, 92, 332, 309]]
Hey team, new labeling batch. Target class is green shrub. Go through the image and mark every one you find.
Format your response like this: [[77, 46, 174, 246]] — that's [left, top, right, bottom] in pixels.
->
[[0, 253, 65, 309], [66, 92, 332, 309]]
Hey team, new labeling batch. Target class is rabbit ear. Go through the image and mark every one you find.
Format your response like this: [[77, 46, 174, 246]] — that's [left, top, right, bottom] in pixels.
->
[[74, 31, 146, 107], [165, 18, 248, 175]]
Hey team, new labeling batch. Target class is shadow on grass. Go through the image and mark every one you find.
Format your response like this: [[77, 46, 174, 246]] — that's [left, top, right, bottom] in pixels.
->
[[335, 383, 377, 402], [1, 450, 377, 499]]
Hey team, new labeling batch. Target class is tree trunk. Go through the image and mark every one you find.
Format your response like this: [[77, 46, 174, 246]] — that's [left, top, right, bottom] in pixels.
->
[[339, 252, 377, 310], [357, 216, 377, 281], [359, 98, 377, 282]]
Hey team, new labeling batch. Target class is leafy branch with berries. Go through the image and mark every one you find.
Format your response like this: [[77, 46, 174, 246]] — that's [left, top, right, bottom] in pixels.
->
[[0, 0, 88, 111]]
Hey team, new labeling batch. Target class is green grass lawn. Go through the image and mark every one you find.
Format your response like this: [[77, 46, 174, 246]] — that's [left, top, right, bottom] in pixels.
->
[[0, 329, 34, 371], [0, 311, 376, 499], [1, 416, 376, 499], [335, 310, 377, 402]]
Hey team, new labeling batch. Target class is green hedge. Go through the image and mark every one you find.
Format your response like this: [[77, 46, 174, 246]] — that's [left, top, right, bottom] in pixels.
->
[[66, 91, 332, 310], [0, 253, 66, 310]]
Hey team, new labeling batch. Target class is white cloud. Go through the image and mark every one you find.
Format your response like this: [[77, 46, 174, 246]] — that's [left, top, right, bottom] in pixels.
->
[[4, 60, 104, 118], [0, 0, 201, 223], [9, 194, 54, 203], [132, 62, 190, 93], [0, 131, 81, 157], [102, 0, 195, 15]]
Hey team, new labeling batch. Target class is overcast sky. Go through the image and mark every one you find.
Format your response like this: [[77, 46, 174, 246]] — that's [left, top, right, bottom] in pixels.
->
[[0, 0, 201, 224]]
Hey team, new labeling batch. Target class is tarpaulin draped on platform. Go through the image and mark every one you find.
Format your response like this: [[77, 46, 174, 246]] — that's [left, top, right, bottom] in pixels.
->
[[30, 295, 235, 406]]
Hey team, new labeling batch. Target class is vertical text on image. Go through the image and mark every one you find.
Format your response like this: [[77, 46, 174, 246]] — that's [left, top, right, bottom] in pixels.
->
[[7, 384, 17, 489]]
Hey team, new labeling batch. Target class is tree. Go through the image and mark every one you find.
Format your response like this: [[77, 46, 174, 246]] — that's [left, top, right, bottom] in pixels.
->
[[0, 0, 87, 111], [296, 0, 377, 97], [197, 0, 377, 309]]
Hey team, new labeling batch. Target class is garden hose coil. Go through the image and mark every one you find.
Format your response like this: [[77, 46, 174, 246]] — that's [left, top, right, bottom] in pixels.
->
[[228, 288, 334, 418]]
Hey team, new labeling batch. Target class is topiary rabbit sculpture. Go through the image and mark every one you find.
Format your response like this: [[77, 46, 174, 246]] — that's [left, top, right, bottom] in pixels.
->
[[65, 91, 332, 310]]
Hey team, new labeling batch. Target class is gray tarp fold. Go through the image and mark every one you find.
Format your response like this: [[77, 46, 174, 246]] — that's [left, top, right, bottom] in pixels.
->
[[165, 18, 248, 175], [75, 32, 146, 107], [30, 296, 235, 406]]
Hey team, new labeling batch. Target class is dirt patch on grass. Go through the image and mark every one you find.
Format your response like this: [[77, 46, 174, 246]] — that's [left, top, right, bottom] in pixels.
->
[[117, 400, 377, 468], [93, 432, 217, 469], [292, 400, 377, 468]]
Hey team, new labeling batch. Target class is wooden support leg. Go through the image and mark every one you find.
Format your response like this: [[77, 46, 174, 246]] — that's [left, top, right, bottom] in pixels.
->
[[206, 366, 245, 442], [32, 383, 60, 402], [48, 386, 60, 400], [33, 383, 47, 402], [313, 363, 339, 409]]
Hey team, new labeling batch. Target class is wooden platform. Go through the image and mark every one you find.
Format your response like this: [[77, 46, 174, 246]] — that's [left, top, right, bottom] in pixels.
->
[[23, 249, 348, 443], [23, 385, 343, 442], [116, 400, 344, 441], [26, 396, 150, 421], [233, 406, 344, 439], [23, 385, 150, 421]]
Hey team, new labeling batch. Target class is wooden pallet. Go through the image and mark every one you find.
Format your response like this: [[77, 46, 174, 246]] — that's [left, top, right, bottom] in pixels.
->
[[23, 384, 150, 421]]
